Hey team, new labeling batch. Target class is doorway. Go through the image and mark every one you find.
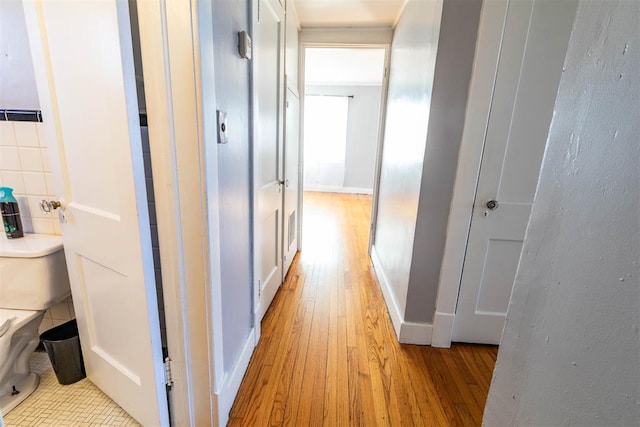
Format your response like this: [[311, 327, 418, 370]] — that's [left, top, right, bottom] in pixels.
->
[[300, 46, 388, 248], [12, 0, 182, 425], [432, 0, 579, 347]]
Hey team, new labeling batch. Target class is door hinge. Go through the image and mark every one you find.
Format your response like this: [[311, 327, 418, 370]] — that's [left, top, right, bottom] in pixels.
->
[[164, 357, 174, 389], [258, 280, 261, 298]]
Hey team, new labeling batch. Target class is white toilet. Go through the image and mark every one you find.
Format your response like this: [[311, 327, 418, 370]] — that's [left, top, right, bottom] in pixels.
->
[[0, 234, 71, 415]]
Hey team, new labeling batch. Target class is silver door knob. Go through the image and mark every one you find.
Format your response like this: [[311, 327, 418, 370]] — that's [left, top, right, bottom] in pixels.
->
[[40, 199, 62, 213], [486, 200, 499, 210]]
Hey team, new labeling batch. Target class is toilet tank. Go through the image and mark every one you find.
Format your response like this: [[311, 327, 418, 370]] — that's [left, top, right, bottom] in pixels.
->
[[0, 234, 71, 310]]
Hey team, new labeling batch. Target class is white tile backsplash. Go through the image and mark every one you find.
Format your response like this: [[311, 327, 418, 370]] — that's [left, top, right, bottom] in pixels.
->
[[41, 148, 52, 172], [32, 217, 56, 234], [44, 172, 55, 194], [0, 122, 16, 146], [14, 121, 41, 147], [0, 146, 21, 170], [18, 146, 43, 171], [0, 122, 59, 235], [27, 195, 50, 219], [0, 170, 25, 193], [23, 171, 49, 195], [36, 123, 47, 148]]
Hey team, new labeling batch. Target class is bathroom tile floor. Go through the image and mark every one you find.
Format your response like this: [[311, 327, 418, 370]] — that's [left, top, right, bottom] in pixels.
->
[[3, 352, 140, 426]]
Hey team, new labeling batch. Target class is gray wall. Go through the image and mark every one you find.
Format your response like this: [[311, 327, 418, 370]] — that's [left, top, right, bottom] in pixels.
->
[[373, 0, 481, 323], [484, 2, 640, 425], [405, 0, 482, 323], [372, 0, 443, 316], [0, 0, 39, 109], [306, 84, 382, 192], [205, 0, 253, 372]]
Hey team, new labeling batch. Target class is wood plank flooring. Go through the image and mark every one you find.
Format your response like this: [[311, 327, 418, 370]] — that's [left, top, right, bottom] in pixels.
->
[[229, 192, 497, 426]]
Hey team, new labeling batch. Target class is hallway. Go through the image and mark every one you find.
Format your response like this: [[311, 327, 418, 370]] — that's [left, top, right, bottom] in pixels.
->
[[229, 192, 497, 426]]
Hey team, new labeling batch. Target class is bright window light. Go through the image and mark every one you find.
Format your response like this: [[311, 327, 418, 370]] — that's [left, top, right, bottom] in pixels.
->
[[303, 95, 350, 189]]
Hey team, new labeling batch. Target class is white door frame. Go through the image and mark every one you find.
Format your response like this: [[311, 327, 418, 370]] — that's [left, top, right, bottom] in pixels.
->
[[251, 0, 287, 340], [135, 0, 220, 424], [297, 43, 391, 253], [24, 0, 220, 423]]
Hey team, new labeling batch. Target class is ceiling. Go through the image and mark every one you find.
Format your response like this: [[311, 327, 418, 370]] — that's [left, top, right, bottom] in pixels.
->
[[293, 0, 406, 28]]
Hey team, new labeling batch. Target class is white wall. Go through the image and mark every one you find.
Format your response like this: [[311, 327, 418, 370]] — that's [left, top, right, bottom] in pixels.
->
[[0, 0, 39, 109], [205, 0, 253, 373], [404, 0, 482, 324], [371, 0, 482, 338], [299, 27, 392, 45], [305, 85, 382, 193], [285, 0, 299, 90], [371, 0, 444, 329], [484, 2, 639, 424]]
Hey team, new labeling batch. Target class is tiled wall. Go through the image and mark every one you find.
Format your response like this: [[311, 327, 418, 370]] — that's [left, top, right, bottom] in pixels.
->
[[0, 120, 74, 332], [0, 121, 60, 234]]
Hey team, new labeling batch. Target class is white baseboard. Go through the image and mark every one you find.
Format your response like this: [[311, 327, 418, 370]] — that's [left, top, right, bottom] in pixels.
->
[[304, 185, 373, 195], [431, 311, 455, 348], [371, 246, 403, 337], [216, 327, 256, 426], [370, 246, 433, 345], [399, 321, 432, 345]]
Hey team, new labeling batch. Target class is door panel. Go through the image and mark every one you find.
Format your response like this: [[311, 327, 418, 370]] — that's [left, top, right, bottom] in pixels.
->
[[453, 0, 578, 344], [475, 239, 522, 314], [283, 86, 299, 276], [25, 1, 168, 424], [254, 0, 285, 320]]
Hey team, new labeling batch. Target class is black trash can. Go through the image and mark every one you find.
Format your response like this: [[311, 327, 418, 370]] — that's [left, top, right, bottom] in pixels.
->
[[40, 319, 86, 385]]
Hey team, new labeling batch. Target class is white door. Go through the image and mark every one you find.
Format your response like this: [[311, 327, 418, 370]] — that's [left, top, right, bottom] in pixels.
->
[[453, 0, 577, 344], [282, 84, 299, 277], [253, 0, 285, 320], [24, 1, 169, 425]]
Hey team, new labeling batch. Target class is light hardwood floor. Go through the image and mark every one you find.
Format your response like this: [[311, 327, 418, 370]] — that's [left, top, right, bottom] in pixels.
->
[[229, 192, 497, 426]]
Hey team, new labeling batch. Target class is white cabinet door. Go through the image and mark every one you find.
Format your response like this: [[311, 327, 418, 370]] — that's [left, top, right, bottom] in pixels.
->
[[254, 0, 285, 320], [24, 1, 168, 424], [453, 0, 577, 344]]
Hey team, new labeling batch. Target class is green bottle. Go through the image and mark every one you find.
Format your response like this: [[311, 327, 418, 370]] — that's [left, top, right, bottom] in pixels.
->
[[0, 187, 24, 239]]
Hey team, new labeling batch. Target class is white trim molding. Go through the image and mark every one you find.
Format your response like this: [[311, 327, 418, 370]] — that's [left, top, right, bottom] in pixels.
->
[[431, 311, 455, 348], [216, 328, 256, 427], [399, 322, 433, 345], [371, 246, 432, 345], [304, 185, 373, 195], [136, 0, 219, 423], [371, 246, 403, 337]]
